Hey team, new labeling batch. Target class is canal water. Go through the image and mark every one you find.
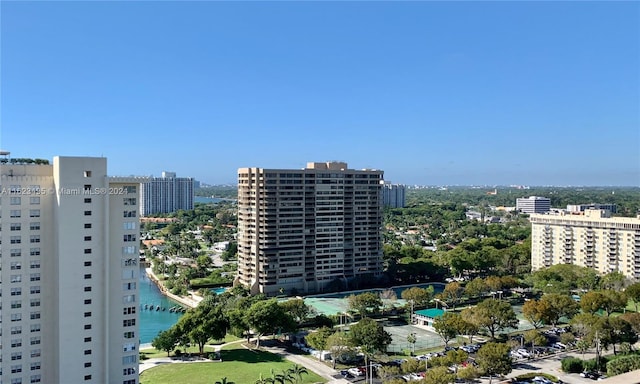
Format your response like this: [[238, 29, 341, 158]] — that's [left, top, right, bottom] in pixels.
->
[[139, 267, 184, 344]]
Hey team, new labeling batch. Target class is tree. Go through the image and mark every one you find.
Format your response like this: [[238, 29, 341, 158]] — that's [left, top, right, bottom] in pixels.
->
[[152, 329, 178, 356], [246, 299, 296, 347], [620, 312, 640, 334], [177, 304, 230, 354], [349, 317, 392, 377], [279, 299, 311, 325], [407, 333, 417, 355], [433, 312, 461, 347], [325, 332, 356, 369], [476, 342, 512, 384], [625, 283, 640, 312], [401, 286, 435, 309], [464, 277, 489, 298], [524, 330, 547, 355], [600, 271, 628, 291], [457, 366, 480, 383], [485, 276, 503, 292], [475, 299, 518, 339], [424, 366, 456, 384], [601, 290, 628, 317], [347, 292, 382, 318], [439, 281, 463, 310], [539, 293, 580, 326], [287, 365, 309, 384], [459, 308, 481, 343], [607, 316, 639, 355], [522, 299, 549, 329], [580, 291, 608, 315], [305, 327, 334, 351]]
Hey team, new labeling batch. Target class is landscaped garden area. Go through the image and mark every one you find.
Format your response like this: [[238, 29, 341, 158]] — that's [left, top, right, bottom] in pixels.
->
[[139, 345, 325, 384]]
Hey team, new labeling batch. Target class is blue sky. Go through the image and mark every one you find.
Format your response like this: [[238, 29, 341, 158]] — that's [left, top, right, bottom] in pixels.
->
[[1, 1, 638, 186]]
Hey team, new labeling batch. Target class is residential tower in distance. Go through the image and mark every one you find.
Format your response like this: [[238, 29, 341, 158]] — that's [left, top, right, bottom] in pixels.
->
[[140, 171, 194, 216], [382, 182, 406, 208], [0, 155, 144, 384], [236, 161, 384, 295], [516, 196, 551, 214], [530, 209, 640, 280]]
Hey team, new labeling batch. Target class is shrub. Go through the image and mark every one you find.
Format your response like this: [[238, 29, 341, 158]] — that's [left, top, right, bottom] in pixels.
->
[[583, 356, 609, 372], [561, 357, 584, 373], [516, 372, 559, 382], [606, 355, 640, 376]]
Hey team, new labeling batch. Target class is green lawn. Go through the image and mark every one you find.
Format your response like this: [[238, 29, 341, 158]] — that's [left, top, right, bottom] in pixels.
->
[[140, 346, 326, 384]]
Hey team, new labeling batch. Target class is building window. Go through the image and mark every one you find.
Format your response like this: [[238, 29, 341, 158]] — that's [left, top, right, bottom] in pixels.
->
[[11, 275, 22, 283], [31, 374, 42, 383], [84, 286, 92, 292], [123, 246, 136, 254], [84, 248, 92, 254], [84, 299, 92, 305], [123, 222, 136, 230], [84, 236, 92, 241], [29, 197, 40, 205], [11, 326, 22, 335], [124, 331, 135, 339], [11, 249, 22, 257], [84, 170, 92, 177], [124, 380, 136, 384], [30, 286, 41, 294], [30, 349, 41, 357], [30, 248, 41, 256], [11, 300, 22, 308], [84, 198, 92, 203], [11, 287, 22, 296], [30, 209, 40, 218], [30, 324, 41, 332], [84, 375, 92, 381], [30, 274, 41, 282], [124, 210, 136, 217], [84, 324, 92, 330], [30, 235, 40, 243], [84, 312, 91, 318], [84, 274, 91, 279], [11, 352, 23, 360], [84, 362, 92, 368], [123, 342, 136, 352], [123, 306, 136, 315], [11, 261, 22, 270], [30, 337, 41, 345], [11, 313, 23, 322], [11, 364, 22, 373], [123, 282, 136, 290], [84, 184, 91, 191], [123, 319, 136, 327], [30, 312, 41, 320], [84, 211, 92, 216], [30, 299, 40, 307], [123, 198, 136, 205], [30, 260, 41, 269], [11, 223, 22, 231], [84, 261, 92, 267], [123, 234, 136, 242], [30, 362, 40, 371], [84, 223, 92, 229], [11, 236, 22, 244], [11, 339, 23, 348], [122, 355, 137, 364], [84, 337, 92, 342], [30, 222, 40, 230], [10, 209, 21, 218], [123, 294, 136, 303], [10, 196, 21, 205], [123, 367, 136, 375], [84, 350, 92, 355], [124, 186, 136, 193]]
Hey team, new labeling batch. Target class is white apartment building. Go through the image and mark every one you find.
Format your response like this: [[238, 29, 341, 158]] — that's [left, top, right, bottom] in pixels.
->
[[382, 182, 406, 208], [0, 156, 145, 384], [516, 196, 551, 214], [530, 209, 640, 279], [236, 162, 384, 295], [140, 171, 194, 216]]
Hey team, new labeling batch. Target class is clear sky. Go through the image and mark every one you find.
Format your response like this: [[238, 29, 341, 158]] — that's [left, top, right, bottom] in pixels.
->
[[1, 1, 638, 186]]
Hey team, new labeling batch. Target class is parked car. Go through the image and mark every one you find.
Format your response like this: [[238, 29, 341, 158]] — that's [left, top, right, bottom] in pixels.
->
[[532, 376, 552, 384], [516, 348, 530, 358], [552, 342, 567, 349]]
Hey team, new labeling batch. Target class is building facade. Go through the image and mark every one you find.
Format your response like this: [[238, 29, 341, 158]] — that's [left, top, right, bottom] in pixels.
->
[[236, 162, 384, 295], [382, 182, 406, 208], [0, 156, 144, 384], [516, 196, 551, 214], [140, 171, 194, 216], [567, 203, 617, 214], [530, 210, 640, 279]]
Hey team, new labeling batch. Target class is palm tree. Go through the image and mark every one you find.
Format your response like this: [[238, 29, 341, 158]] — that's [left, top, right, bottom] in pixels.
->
[[215, 378, 235, 384], [270, 368, 293, 384], [255, 373, 274, 384], [287, 365, 309, 384]]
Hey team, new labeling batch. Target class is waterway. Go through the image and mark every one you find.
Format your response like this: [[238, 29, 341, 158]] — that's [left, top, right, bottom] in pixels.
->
[[139, 267, 184, 344]]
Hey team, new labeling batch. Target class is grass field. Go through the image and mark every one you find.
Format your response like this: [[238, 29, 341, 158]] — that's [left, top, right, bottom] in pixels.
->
[[140, 346, 326, 384]]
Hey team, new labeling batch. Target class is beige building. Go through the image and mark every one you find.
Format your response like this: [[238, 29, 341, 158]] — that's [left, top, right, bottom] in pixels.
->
[[0, 156, 145, 384], [530, 210, 640, 279], [236, 162, 384, 295]]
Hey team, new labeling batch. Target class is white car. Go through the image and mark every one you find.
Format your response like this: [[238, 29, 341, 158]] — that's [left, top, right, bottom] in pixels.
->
[[516, 348, 530, 357], [532, 376, 552, 384], [552, 342, 567, 349], [510, 350, 523, 359]]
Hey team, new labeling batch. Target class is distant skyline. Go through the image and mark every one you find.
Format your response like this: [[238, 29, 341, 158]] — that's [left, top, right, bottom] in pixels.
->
[[1, 1, 638, 186]]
